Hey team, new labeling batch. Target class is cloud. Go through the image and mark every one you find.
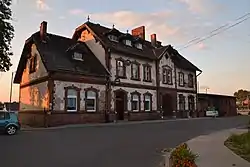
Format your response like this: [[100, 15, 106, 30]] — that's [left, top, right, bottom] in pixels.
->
[[176, 0, 219, 14], [196, 42, 208, 50], [69, 9, 85, 15], [36, 0, 51, 11]]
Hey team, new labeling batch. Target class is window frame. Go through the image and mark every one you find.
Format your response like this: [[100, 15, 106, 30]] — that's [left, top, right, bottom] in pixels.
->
[[143, 64, 152, 82], [29, 54, 37, 74], [124, 39, 132, 46], [143, 92, 152, 112], [188, 95, 195, 111], [116, 58, 126, 78], [178, 94, 185, 111], [135, 43, 143, 49], [162, 66, 173, 85], [178, 72, 184, 87], [108, 35, 118, 42], [84, 87, 99, 113], [188, 74, 194, 88], [130, 61, 140, 81], [131, 91, 141, 112], [64, 86, 81, 112], [73, 52, 84, 61]]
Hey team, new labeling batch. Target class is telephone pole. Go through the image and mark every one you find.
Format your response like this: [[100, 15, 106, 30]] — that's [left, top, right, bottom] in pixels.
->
[[9, 72, 14, 112]]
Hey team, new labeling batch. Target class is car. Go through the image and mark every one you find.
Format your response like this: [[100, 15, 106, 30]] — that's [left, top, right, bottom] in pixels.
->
[[205, 107, 219, 117], [0, 111, 21, 135]]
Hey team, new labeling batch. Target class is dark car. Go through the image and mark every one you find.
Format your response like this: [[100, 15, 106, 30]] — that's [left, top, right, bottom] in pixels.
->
[[0, 111, 21, 135]]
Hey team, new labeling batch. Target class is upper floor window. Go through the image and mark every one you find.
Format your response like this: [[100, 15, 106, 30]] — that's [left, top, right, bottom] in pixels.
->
[[116, 59, 126, 78], [66, 89, 78, 112], [29, 54, 37, 73], [131, 92, 140, 112], [124, 40, 132, 46], [143, 64, 152, 82], [131, 62, 140, 80], [162, 67, 172, 85], [73, 52, 83, 61], [85, 90, 97, 112], [178, 72, 184, 87], [108, 35, 118, 42], [188, 74, 194, 88], [135, 43, 143, 49]]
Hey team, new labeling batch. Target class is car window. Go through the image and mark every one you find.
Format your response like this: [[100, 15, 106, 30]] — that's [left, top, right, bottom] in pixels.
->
[[5, 112, 10, 119], [0, 112, 5, 120]]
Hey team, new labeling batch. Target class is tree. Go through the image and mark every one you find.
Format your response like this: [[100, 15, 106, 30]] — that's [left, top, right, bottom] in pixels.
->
[[234, 89, 250, 109], [0, 0, 14, 72]]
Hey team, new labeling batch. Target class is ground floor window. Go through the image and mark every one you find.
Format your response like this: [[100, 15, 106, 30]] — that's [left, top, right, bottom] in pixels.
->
[[144, 93, 152, 111], [85, 90, 97, 112], [179, 94, 185, 111], [66, 89, 78, 112], [131, 92, 140, 112], [188, 95, 195, 110]]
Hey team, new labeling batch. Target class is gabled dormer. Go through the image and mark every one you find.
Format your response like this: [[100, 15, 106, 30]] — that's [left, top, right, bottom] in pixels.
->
[[118, 32, 134, 47], [104, 27, 120, 42], [133, 37, 144, 50]]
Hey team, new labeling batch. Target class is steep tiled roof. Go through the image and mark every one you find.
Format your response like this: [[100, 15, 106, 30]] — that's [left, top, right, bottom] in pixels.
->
[[14, 32, 109, 83], [73, 21, 201, 72], [73, 22, 158, 60]]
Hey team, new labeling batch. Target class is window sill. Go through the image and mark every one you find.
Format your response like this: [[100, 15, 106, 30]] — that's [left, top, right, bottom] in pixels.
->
[[162, 82, 173, 85], [143, 80, 152, 83], [131, 78, 141, 81], [115, 75, 127, 79]]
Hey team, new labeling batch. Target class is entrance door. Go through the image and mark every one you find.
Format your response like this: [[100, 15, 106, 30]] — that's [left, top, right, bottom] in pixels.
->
[[115, 90, 127, 120], [162, 94, 173, 117]]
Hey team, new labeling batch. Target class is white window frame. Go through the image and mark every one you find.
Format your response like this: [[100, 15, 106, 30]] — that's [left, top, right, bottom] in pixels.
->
[[108, 35, 118, 42], [132, 94, 139, 112], [144, 66, 151, 81], [144, 95, 151, 112], [135, 43, 143, 49], [73, 52, 83, 61], [125, 40, 132, 46], [117, 60, 125, 77], [179, 72, 184, 86], [86, 91, 96, 112], [131, 63, 139, 79], [67, 95, 77, 112]]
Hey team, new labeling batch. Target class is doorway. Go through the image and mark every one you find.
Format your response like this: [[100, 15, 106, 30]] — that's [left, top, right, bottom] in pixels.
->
[[115, 90, 127, 120], [162, 94, 173, 117]]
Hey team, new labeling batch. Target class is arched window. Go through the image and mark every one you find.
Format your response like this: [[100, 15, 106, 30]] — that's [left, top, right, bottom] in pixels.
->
[[131, 93, 140, 112], [66, 89, 78, 112], [85, 90, 97, 112]]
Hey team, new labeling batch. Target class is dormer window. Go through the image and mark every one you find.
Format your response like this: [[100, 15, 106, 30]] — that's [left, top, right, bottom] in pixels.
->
[[135, 43, 143, 49], [108, 35, 118, 42], [73, 52, 83, 61], [124, 40, 132, 46]]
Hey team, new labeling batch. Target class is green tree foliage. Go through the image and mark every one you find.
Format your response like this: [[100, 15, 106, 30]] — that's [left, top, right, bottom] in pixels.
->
[[234, 89, 250, 102], [0, 0, 14, 72]]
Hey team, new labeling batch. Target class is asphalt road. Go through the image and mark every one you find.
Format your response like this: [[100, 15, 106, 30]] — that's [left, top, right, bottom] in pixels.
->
[[0, 116, 248, 167]]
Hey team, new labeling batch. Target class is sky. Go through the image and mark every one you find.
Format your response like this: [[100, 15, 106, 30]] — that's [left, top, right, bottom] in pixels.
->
[[0, 0, 250, 102]]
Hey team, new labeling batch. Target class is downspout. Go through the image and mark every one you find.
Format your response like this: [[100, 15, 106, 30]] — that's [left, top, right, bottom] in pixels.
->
[[195, 71, 202, 117]]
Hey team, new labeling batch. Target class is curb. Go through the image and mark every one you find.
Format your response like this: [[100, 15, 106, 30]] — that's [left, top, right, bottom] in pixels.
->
[[21, 117, 211, 131]]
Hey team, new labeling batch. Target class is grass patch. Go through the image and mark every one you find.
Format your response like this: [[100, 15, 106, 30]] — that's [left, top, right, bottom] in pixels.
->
[[225, 132, 250, 162]]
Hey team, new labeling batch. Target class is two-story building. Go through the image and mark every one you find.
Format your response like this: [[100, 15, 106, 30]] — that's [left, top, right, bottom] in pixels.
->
[[14, 21, 202, 127]]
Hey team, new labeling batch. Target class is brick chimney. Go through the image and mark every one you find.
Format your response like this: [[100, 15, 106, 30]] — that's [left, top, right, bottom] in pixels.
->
[[40, 21, 47, 41], [132, 26, 145, 40], [151, 34, 157, 47]]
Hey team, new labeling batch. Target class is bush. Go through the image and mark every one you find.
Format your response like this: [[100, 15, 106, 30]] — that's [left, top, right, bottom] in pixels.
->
[[170, 143, 199, 167]]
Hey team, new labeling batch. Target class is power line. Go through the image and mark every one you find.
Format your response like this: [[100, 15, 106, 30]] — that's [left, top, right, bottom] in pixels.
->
[[178, 12, 250, 50], [179, 14, 250, 50]]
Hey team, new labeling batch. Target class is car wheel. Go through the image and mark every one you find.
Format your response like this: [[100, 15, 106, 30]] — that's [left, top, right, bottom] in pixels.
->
[[6, 125, 17, 135]]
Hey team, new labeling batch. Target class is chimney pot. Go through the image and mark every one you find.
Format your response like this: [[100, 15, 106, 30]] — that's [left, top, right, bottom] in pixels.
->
[[151, 34, 157, 47], [40, 21, 47, 41]]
